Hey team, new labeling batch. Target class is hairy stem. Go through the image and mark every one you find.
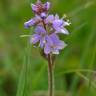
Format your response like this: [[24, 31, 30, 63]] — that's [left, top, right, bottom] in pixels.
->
[[48, 54, 54, 96]]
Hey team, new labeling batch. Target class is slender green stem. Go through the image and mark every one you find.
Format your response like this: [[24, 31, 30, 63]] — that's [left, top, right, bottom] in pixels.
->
[[48, 54, 54, 96]]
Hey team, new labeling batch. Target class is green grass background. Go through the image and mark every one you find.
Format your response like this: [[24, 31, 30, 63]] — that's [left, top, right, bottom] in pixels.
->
[[0, 0, 96, 96]]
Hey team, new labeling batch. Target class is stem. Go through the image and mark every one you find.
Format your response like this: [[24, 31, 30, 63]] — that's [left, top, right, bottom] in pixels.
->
[[42, 19, 54, 96], [48, 54, 54, 96]]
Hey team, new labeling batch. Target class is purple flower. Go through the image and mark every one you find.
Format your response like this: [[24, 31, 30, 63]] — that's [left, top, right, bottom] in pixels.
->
[[30, 26, 47, 48], [45, 14, 69, 35], [31, 0, 50, 16], [24, 0, 70, 55], [53, 19, 69, 35], [24, 15, 42, 28], [44, 33, 67, 54]]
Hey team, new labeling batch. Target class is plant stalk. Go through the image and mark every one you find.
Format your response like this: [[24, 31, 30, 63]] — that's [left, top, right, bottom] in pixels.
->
[[48, 54, 54, 96]]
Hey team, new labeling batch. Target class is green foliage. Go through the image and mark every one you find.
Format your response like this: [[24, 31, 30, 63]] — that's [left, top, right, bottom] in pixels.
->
[[0, 0, 96, 96]]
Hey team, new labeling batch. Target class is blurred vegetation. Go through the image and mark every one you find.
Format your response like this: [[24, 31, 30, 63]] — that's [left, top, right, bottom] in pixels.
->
[[0, 0, 96, 96]]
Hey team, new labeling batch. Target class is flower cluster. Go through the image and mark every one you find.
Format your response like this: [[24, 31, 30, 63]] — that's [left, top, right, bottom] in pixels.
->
[[24, 0, 70, 55]]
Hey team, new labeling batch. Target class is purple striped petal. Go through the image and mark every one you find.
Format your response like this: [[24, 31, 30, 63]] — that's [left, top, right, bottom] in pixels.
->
[[56, 40, 67, 50], [44, 43, 51, 54], [35, 26, 46, 34], [39, 37, 46, 48], [49, 33, 60, 44], [30, 34, 40, 44], [24, 19, 35, 28], [55, 28, 69, 35], [60, 28, 69, 35], [46, 35, 53, 45], [31, 4, 38, 12], [44, 2, 50, 10], [45, 15, 54, 24], [53, 20, 63, 29]]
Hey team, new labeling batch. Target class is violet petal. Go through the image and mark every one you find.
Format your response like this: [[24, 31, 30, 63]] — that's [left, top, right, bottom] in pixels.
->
[[24, 19, 35, 28], [35, 26, 46, 34], [56, 40, 67, 50], [45, 15, 54, 24], [44, 2, 50, 10], [30, 34, 40, 44], [44, 43, 51, 54], [31, 4, 38, 12]]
